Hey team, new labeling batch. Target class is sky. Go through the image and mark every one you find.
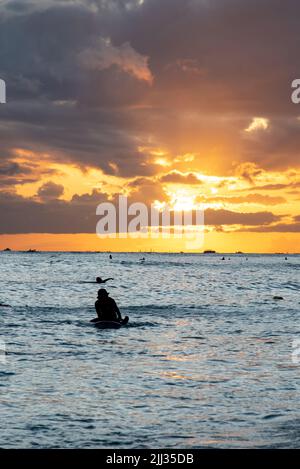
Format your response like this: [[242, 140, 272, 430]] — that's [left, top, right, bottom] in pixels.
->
[[0, 0, 299, 252]]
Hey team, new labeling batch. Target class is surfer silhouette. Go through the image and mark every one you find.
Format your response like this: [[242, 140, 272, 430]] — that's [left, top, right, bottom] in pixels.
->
[[81, 276, 114, 284], [91, 289, 122, 322], [96, 276, 113, 284]]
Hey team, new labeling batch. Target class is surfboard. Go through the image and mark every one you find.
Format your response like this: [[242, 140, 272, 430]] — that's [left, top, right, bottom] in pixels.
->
[[92, 316, 129, 329]]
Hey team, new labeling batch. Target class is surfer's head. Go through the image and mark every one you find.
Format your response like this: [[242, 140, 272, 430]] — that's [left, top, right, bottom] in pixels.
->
[[98, 288, 109, 299], [96, 277, 102, 283]]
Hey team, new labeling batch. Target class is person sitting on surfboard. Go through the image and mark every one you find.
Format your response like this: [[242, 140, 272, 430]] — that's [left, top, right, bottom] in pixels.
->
[[94, 289, 122, 322]]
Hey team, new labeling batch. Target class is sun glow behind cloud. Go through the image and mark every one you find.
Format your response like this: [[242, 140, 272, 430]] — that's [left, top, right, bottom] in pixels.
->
[[13, 155, 128, 201], [0, 0, 300, 252]]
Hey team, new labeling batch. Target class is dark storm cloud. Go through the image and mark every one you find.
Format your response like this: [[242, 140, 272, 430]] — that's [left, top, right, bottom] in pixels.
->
[[205, 208, 281, 226], [0, 0, 154, 176], [159, 171, 202, 185], [0, 152, 59, 188], [112, 0, 299, 110], [37, 181, 64, 200], [127, 177, 168, 205], [0, 161, 24, 175], [240, 223, 300, 233], [0, 188, 282, 234], [0, 190, 105, 234], [240, 118, 300, 169], [1, 0, 300, 173], [108, 0, 300, 169], [0, 101, 157, 176], [0, 160, 39, 187]]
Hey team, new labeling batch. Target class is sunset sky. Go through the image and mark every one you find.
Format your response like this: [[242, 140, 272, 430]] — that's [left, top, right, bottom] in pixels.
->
[[0, 0, 299, 252]]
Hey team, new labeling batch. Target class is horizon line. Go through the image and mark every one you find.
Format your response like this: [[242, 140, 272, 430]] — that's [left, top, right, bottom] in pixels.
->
[[1, 249, 299, 255]]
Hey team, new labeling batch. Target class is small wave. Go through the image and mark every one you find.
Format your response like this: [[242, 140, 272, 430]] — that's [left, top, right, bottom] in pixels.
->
[[262, 414, 284, 420], [119, 260, 194, 267], [282, 282, 300, 291], [126, 321, 159, 328], [0, 371, 15, 377]]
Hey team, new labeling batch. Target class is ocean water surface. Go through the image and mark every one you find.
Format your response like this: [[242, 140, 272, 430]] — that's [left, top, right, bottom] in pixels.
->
[[0, 252, 300, 448]]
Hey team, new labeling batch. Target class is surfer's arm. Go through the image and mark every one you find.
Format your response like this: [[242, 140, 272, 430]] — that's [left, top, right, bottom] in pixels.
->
[[113, 300, 122, 321], [103, 278, 114, 282], [95, 300, 102, 318]]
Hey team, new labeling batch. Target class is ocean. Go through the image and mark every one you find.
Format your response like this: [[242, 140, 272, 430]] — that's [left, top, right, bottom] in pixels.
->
[[0, 252, 300, 448]]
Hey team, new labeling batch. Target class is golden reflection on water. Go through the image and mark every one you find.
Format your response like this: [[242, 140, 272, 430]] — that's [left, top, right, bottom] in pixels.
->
[[165, 354, 192, 362], [161, 371, 191, 380]]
